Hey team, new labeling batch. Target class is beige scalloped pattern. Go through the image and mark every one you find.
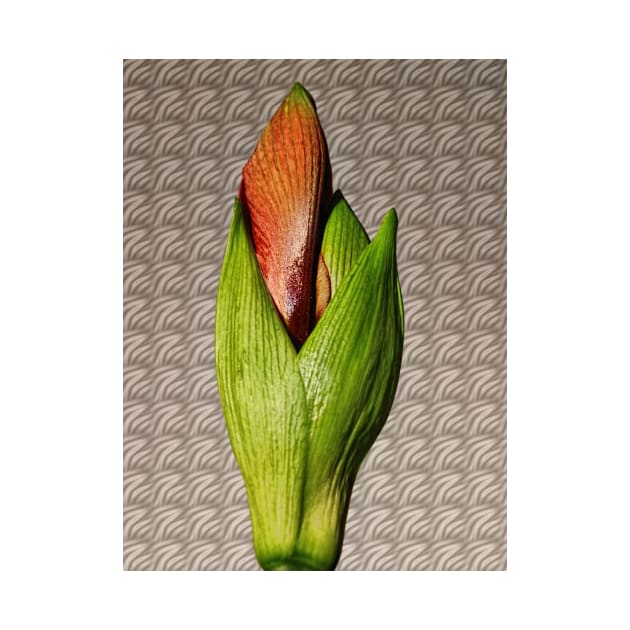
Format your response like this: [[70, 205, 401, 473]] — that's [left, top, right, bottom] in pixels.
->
[[123, 59, 506, 570]]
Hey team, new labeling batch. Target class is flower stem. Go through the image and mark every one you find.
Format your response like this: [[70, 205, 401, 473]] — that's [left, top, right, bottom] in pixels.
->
[[264, 557, 328, 571]]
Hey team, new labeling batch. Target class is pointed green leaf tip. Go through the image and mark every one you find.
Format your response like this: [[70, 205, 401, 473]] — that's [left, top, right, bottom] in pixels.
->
[[287, 81, 315, 108], [215, 197, 404, 570], [320, 192, 370, 296]]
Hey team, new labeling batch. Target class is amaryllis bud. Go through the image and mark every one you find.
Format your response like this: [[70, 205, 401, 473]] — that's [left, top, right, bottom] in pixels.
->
[[240, 82, 332, 346], [215, 85, 404, 570]]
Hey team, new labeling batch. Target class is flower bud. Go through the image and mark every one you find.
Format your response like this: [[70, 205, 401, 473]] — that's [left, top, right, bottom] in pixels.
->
[[215, 85, 404, 570]]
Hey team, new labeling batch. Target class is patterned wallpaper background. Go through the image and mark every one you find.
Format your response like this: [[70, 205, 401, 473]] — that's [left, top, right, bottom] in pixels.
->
[[123, 59, 506, 570]]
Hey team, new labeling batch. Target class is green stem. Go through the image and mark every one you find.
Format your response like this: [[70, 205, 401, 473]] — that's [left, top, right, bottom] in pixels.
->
[[264, 557, 329, 571]]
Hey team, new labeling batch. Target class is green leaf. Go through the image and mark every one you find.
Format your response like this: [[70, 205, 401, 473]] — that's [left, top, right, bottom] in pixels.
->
[[296, 209, 404, 568], [215, 199, 309, 569], [320, 192, 370, 296]]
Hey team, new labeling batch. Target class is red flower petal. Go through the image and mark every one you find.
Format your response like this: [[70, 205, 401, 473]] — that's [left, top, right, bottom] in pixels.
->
[[240, 83, 332, 346]]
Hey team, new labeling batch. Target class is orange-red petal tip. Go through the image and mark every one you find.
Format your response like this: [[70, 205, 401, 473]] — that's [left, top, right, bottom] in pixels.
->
[[239, 84, 332, 346]]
